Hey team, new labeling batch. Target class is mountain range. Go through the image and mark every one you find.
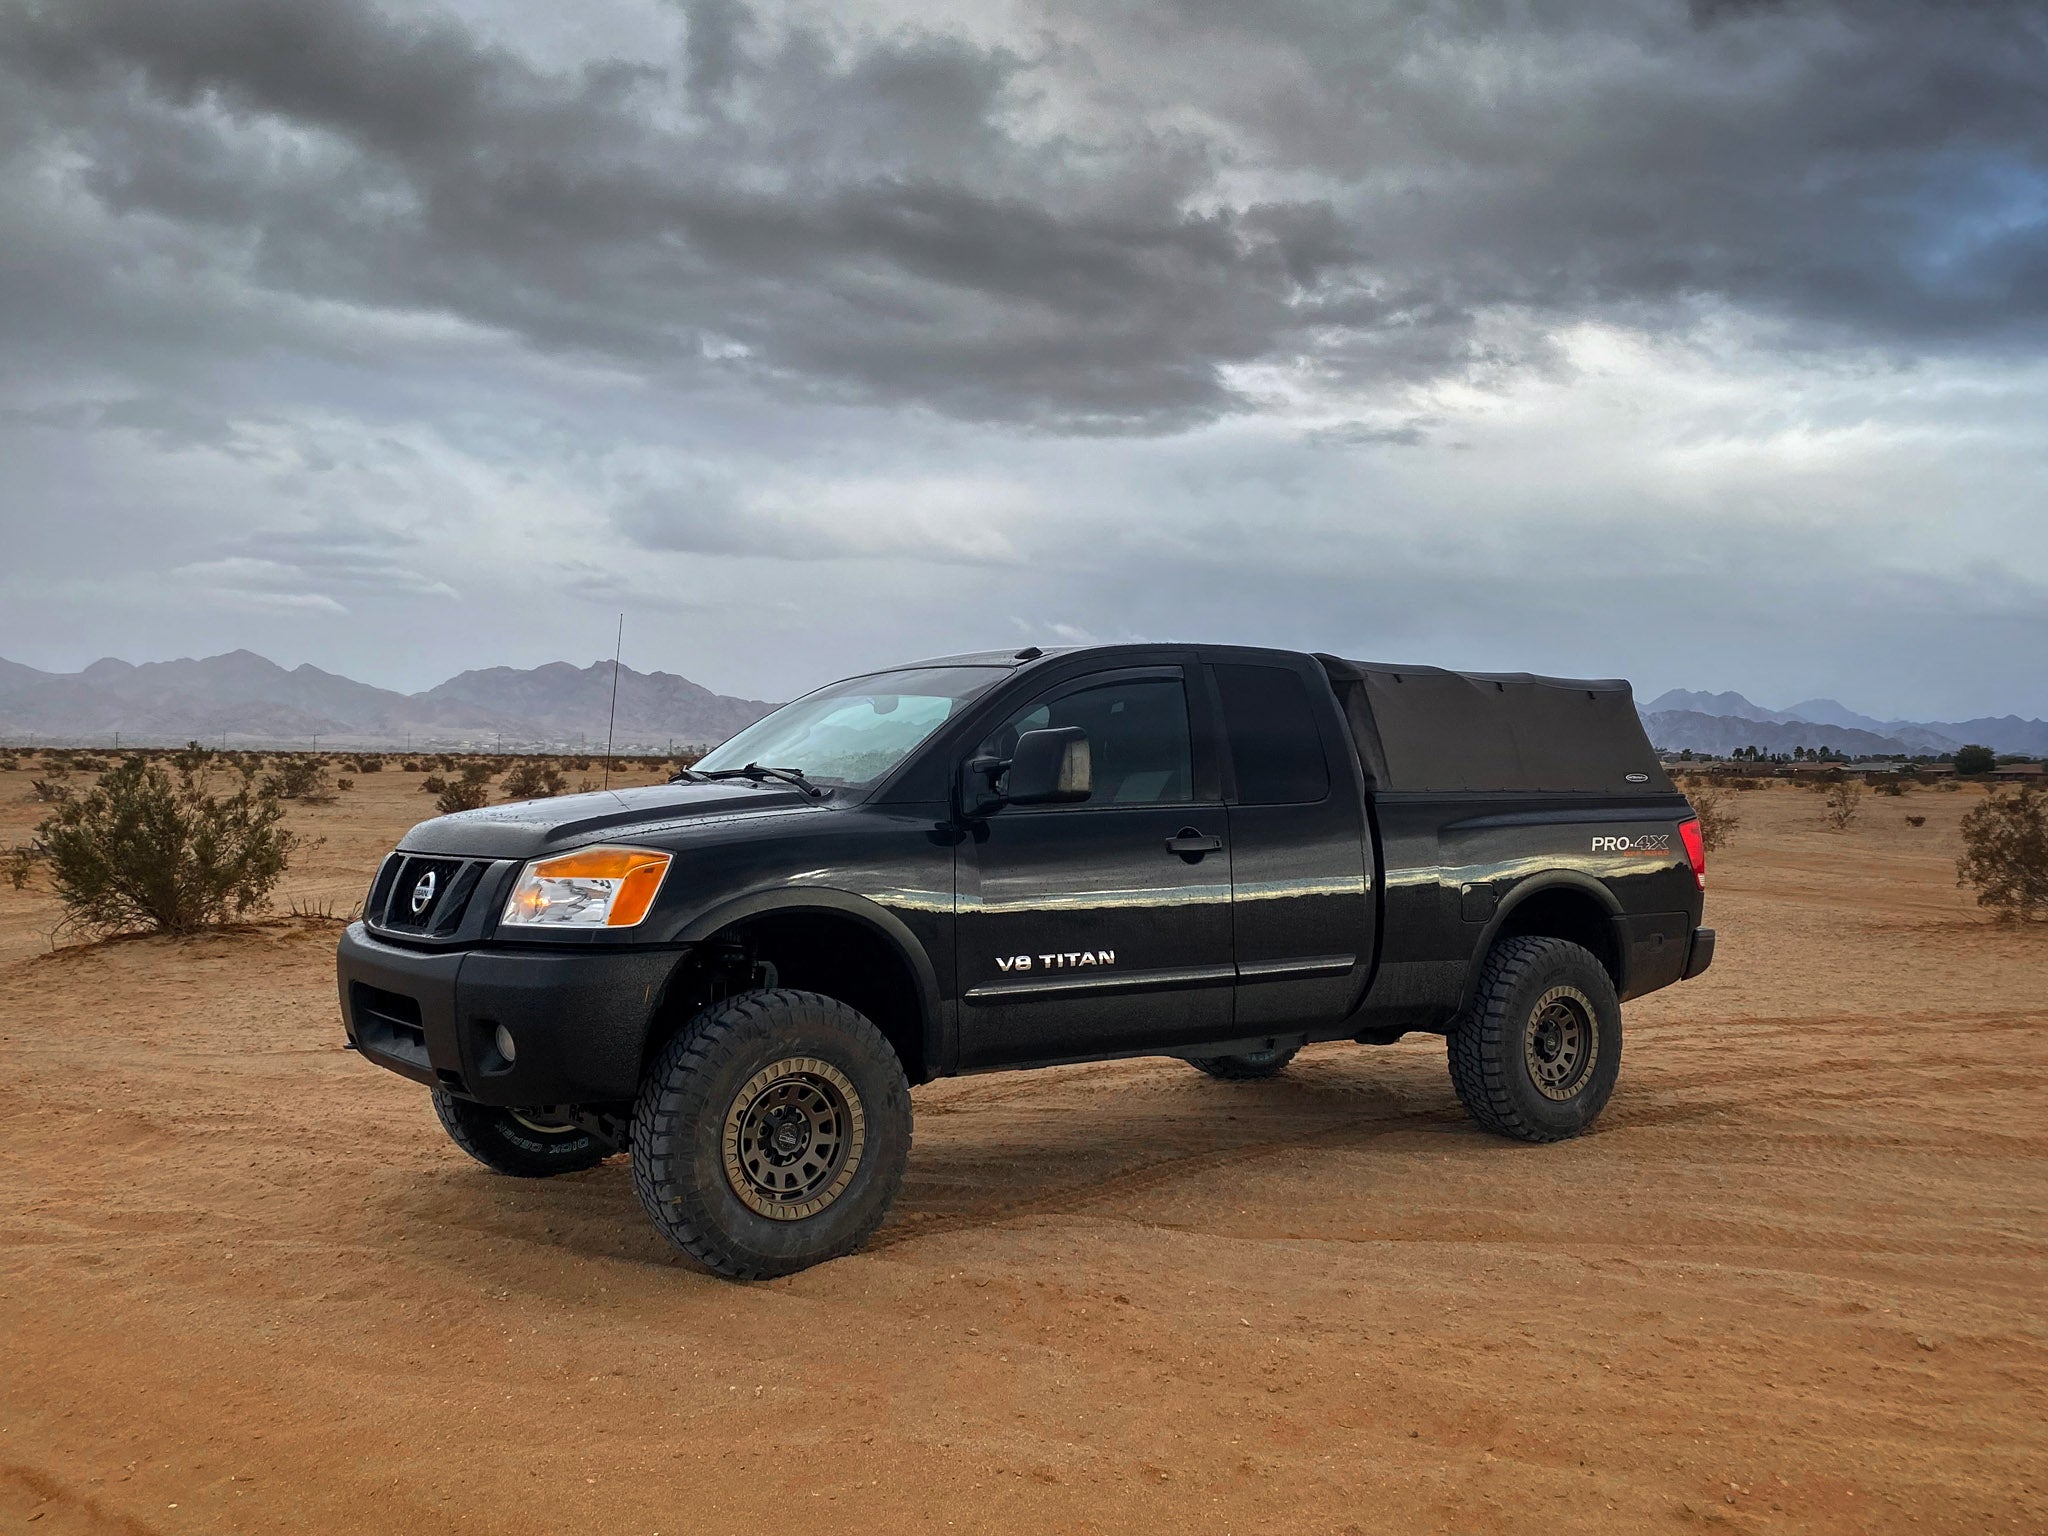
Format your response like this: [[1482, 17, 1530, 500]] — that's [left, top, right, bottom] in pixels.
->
[[1638, 690, 2048, 758], [0, 651, 775, 751], [4, 653, 2044, 759]]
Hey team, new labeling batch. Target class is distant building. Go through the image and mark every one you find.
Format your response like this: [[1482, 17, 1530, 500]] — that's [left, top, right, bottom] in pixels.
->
[[1989, 762, 2044, 781]]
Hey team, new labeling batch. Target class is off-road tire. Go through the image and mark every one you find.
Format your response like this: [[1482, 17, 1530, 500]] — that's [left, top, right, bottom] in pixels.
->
[[1448, 936, 1622, 1143], [630, 989, 912, 1281], [431, 1089, 610, 1177], [1186, 1046, 1299, 1080]]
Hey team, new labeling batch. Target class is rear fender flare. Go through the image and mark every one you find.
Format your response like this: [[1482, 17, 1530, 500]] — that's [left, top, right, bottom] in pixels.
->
[[1460, 871, 1626, 1012]]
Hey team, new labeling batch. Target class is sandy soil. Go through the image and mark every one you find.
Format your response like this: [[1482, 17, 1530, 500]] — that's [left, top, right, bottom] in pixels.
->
[[1, 766, 2043, 1534]]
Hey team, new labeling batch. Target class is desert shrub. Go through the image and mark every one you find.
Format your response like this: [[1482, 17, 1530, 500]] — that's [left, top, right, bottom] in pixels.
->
[[6, 844, 42, 890], [1823, 778, 1864, 830], [436, 777, 491, 815], [400, 758, 424, 772], [261, 757, 337, 804], [71, 755, 110, 773], [1956, 786, 2048, 920], [575, 777, 598, 793], [1686, 785, 1740, 852], [420, 774, 449, 795], [1905, 815, 1926, 828], [0, 754, 18, 772], [1937, 780, 1961, 792], [1873, 776, 1904, 796], [336, 776, 355, 792], [172, 741, 215, 775], [568, 756, 593, 771], [28, 777, 72, 804], [33, 757, 296, 935], [501, 761, 567, 800], [354, 756, 383, 773]]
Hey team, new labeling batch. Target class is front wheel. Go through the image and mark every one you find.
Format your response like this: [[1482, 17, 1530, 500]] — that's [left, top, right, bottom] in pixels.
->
[[1447, 936, 1622, 1143], [431, 1089, 610, 1177], [630, 989, 912, 1280]]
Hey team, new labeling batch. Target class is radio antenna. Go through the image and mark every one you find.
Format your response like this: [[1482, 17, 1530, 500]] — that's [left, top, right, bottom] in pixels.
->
[[602, 613, 624, 790]]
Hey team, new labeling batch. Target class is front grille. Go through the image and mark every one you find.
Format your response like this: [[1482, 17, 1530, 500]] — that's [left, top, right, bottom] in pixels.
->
[[368, 853, 488, 936]]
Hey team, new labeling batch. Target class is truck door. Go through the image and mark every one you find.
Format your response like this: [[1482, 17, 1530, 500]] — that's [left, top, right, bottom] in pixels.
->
[[954, 664, 1236, 1068], [1205, 657, 1375, 1028]]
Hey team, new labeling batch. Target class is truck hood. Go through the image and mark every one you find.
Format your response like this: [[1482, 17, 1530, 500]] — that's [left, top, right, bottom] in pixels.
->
[[396, 781, 825, 860]]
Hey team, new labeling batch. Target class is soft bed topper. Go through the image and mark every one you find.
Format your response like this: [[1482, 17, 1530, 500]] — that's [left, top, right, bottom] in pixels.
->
[[1315, 657, 1671, 794]]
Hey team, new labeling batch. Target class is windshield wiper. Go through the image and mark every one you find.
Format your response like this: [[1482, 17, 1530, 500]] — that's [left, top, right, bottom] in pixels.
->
[[685, 763, 831, 800]]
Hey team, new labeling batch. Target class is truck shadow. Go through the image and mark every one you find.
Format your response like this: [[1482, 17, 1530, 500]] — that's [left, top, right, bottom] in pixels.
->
[[398, 1051, 1470, 1280]]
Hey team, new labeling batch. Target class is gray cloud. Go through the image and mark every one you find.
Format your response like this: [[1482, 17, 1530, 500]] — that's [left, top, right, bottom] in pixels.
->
[[1, 0, 2044, 718]]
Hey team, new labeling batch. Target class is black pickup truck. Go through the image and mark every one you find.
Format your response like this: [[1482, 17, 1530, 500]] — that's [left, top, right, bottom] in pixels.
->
[[338, 644, 1711, 1278]]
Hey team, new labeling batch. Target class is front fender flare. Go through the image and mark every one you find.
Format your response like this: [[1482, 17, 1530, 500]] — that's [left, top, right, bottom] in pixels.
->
[[666, 887, 947, 1071]]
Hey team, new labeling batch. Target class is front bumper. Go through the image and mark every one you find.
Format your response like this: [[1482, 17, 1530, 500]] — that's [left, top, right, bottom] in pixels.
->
[[1682, 926, 1716, 981], [336, 922, 677, 1106]]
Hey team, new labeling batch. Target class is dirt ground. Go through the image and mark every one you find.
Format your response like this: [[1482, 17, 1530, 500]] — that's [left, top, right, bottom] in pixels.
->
[[1, 764, 2043, 1534]]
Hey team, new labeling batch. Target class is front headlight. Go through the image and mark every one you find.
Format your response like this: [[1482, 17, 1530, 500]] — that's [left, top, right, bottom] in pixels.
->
[[500, 846, 672, 930]]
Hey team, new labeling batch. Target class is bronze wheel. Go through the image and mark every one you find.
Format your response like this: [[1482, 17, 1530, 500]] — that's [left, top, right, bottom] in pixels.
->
[[1523, 987, 1598, 1101], [721, 1057, 866, 1221]]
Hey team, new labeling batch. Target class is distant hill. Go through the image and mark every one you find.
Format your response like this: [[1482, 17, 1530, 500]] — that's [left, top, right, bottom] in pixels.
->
[[1639, 689, 2048, 758], [0, 650, 775, 751], [1642, 689, 1804, 725], [1640, 710, 1922, 758]]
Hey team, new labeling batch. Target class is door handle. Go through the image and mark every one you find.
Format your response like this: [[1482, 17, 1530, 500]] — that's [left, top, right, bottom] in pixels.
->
[[1166, 828, 1223, 860]]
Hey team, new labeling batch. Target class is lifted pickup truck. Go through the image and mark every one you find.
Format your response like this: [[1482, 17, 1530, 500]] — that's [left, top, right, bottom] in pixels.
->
[[338, 644, 1712, 1278]]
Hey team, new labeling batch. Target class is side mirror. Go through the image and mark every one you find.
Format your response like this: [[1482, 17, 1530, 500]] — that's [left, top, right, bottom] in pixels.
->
[[1005, 727, 1092, 806]]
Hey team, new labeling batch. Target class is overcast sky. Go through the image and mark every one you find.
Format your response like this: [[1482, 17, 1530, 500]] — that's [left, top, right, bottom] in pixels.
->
[[1, 0, 2044, 719]]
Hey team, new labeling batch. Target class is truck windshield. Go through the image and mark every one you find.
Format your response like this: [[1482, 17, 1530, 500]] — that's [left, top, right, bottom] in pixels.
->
[[692, 666, 1007, 790]]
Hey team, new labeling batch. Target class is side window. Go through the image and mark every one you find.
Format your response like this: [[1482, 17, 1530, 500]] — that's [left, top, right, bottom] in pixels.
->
[[978, 677, 1195, 807], [1213, 664, 1330, 805]]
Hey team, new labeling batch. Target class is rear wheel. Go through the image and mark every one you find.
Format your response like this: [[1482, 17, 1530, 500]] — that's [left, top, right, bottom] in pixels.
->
[[1448, 936, 1621, 1142], [431, 1089, 609, 1177], [1186, 1045, 1299, 1080], [630, 989, 912, 1280]]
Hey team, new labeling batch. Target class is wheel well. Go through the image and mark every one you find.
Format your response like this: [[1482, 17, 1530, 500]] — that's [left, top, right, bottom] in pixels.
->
[[653, 909, 931, 1084], [1491, 887, 1622, 991]]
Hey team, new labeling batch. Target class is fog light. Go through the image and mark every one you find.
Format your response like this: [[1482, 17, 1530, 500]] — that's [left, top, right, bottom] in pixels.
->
[[493, 1024, 517, 1064]]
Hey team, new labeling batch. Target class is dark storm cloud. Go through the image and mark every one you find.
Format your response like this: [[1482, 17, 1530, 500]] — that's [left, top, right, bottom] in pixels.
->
[[13, 0, 2036, 435], [0, 0, 1388, 430]]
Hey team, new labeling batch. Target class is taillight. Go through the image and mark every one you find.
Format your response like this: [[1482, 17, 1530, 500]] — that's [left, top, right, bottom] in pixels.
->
[[1678, 817, 1706, 891]]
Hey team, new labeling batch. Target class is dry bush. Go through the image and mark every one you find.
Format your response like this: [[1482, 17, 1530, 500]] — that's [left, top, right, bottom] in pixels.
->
[[435, 763, 495, 815], [575, 777, 599, 793], [71, 755, 110, 773], [420, 774, 449, 795], [400, 758, 425, 772], [501, 761, 567, 800], [1823, 778, 1864, 830], [1873, 776, 1904, 796], [33, 757, 297, 935], [1686, 785, 1740, 852], [28, 777, 72, 804], [261, 756, 337, 804], [1956, 786, 2048, 920], [336, 776, 355, 792], [0, 754, 18, 772], [1905, 815, 1927, 828], [6, 844, 42, 890]]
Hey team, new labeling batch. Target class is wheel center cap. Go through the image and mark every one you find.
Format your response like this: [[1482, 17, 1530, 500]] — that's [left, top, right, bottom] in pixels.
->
[[772, 1120, 807, 1154]]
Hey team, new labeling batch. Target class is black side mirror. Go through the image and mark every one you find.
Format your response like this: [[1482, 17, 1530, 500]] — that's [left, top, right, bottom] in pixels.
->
[[1005, 727, 1092, 806]]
